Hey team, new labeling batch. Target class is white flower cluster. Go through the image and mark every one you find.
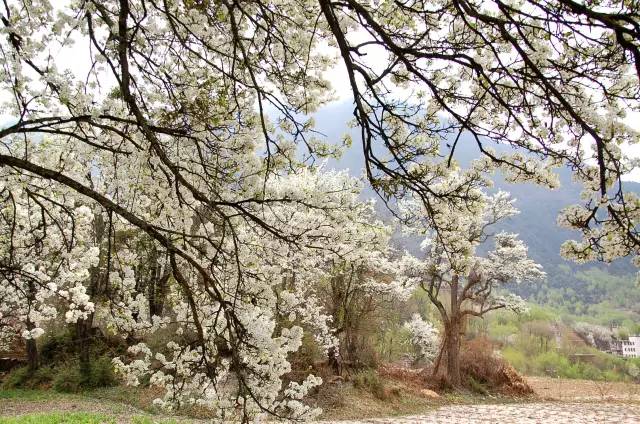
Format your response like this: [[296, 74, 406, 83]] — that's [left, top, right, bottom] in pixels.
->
[[403, 314, 440, 361]]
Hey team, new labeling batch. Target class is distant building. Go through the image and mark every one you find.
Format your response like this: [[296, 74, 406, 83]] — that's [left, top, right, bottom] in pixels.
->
[[610, 338, 623, 356], [614, 336, 640, 358]]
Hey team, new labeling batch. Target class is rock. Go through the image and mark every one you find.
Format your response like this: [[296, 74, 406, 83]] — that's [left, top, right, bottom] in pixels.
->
[[420, 388, 441, 399], [328, 375, 345, 384]]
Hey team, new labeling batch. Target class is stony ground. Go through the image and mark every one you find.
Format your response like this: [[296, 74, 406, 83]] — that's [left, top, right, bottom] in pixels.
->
[[321, 402, 640, 423]]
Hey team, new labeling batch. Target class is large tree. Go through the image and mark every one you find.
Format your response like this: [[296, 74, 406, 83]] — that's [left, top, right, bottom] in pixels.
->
[[0, 0, 339, 419], [400, 186, 544, 385]]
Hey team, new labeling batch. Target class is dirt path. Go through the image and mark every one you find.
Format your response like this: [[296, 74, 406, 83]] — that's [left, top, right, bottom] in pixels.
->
[[319, 377, 640, 423], [321, 402, 640, 423]]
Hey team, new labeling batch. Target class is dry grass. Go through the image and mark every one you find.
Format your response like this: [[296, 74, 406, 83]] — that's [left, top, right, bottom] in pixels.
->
[[312, 376, 438, 420], [526, 376, 640, 402], [459, 338, 533, 396]]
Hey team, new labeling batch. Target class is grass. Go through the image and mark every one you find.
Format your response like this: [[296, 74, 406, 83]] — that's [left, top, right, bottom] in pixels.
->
[[0, 413, 180, 424], [0, 387, 188, 423], [0, 389, 68, 401], [0, 412, 112, 424]]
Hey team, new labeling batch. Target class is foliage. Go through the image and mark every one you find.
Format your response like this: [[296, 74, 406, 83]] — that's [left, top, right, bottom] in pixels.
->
[[52, 367, 84, 394], [477, 308, 640, 382], [1, 366, 54, 390], [0, 357, 116, 394], [518, 266, 640, 323], [84, 357, 118, 389]]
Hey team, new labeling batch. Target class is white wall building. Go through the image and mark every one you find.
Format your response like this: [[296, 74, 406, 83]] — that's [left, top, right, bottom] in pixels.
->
[[620, 336, 640, 358]]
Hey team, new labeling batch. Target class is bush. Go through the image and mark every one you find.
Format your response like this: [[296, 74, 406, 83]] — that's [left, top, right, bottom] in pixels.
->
[[52, 357, 117, 392], [1, 366, 54, 389], [531, 350, 571, 376], [501, 347, 527, 372], [85, 356, 117, 388], [460, 337, 533, 395], [2, 367, 31, 389], [352, 369, 387, 400], [40, 330, 75, 364], [30, 366, 55, 388], [578, 363, 602, 381], [53, 366, 83, 393]]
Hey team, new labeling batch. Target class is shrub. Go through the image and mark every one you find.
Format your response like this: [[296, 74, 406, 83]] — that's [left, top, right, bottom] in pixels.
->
[[53, 367, 83, 393], [460, 337, 533, 395], [40, 331, 75, 364], [578, 363, 602, 381], [501, 347, 527, 372], [2, 367, 31, 389], [351, 369, 387, 400], [1, 365, 55, 390], [52, 357, 117, 393], [85, 356, 117, 388], [531, 350, 569, 376], [30, 366, 55, 388]]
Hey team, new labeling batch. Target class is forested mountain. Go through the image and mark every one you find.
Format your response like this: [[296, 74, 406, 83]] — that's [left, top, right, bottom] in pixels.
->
[[317, 101, 640, 318]]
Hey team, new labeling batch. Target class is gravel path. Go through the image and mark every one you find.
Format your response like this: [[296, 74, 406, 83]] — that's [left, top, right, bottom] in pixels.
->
[[323, 402, 640, 423]]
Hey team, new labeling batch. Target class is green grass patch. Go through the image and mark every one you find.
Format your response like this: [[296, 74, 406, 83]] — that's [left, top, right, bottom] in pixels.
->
[[0, 412, 112, 424], [0, 389, 68, 401]]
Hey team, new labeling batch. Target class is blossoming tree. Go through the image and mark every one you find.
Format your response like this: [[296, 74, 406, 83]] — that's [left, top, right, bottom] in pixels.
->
[[403, 314, 439, 363], [0, 148, 99, 370], [319, 0, 640, 270], [400, 180, 545, 385], [0, 0, 639, 419]]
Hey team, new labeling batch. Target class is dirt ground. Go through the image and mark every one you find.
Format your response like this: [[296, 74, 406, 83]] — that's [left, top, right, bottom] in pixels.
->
[[1, 377, 639, 422], [321, 402, 640, 423]]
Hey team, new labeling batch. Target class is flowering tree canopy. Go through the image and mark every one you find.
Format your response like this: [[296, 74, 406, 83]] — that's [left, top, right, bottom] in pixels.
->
[[319, 0, 640, 267], [0, 0, 639, 419]]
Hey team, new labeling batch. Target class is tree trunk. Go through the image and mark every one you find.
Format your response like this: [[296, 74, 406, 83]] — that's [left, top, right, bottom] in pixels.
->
[[432, 339, 445, 377], [25, 282, 39, 373], [328, 346, 341, 375], [445, 275, 462, 386], [445, 319, 462, 386], [25, 321, 39, 373], [75, 314, 94, 377]]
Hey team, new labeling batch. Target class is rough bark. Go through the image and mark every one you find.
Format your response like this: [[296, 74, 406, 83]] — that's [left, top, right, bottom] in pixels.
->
[[75, 314, 94, 376], [445, 318, 462, 386], [25, 321, 39, 372], [444, 275, 462, 386]]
